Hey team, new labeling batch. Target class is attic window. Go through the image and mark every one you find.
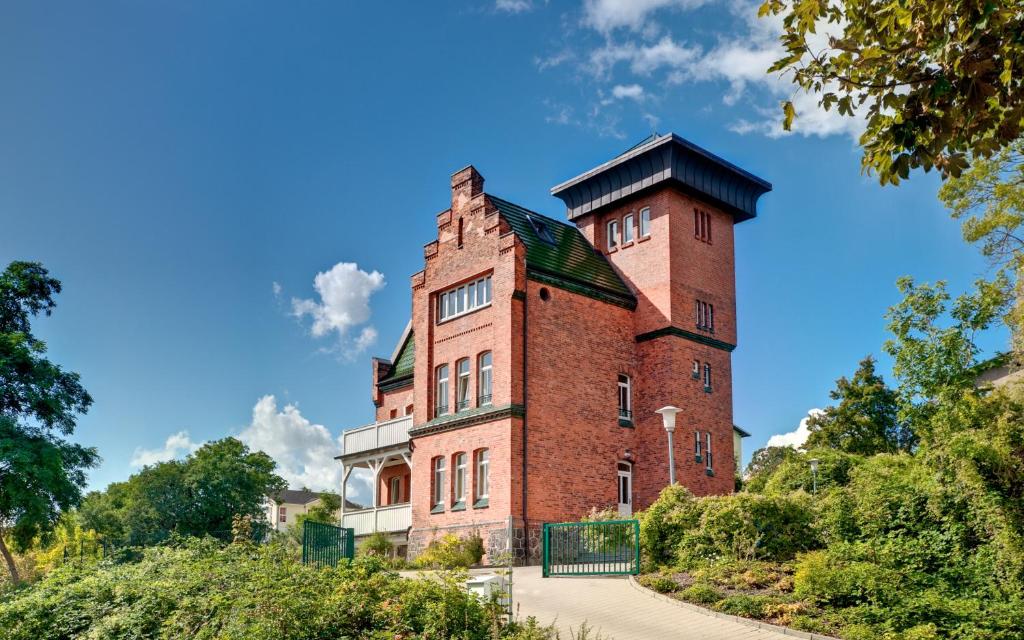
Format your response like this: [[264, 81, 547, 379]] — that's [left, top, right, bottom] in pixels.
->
[[527, 215, 555, 244]]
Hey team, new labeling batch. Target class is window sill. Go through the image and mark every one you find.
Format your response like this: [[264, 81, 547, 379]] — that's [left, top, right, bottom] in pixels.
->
[[691, 373, 700, 380], [695, 455, 702, 464], [430, 504, 445, 514], [436, 302, 492, 326], [473, 498, 489, 509], [451, 501, 466, 512], [607, 246, 618, 254], [618, 418, 635, 428], [705, 469, 715, 477], [637, 234, 651, 243], [620, 240, 635, 249], [704, 386, 713, 394]]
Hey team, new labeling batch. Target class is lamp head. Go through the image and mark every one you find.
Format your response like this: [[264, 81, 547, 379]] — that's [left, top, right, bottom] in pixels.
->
[[809, 458, 820, 473], [655, 406, 682, 432]]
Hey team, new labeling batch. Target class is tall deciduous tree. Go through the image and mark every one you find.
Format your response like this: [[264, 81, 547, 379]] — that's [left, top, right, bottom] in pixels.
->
[[762, 0, 1024, 184], [805, 356, 915, 455], [0, 262, 98, 583]]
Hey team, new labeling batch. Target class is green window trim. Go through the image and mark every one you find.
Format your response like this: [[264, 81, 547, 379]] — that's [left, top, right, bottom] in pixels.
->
[[705, 468, 715, 477], [473, 498, 489, 509], [451, 501, 466, 512], [618, 417, 635, 428], [430, 503, 445, 514]]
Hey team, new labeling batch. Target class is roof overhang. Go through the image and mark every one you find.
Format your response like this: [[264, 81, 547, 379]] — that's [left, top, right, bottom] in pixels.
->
[[550, 133, 772, 223]]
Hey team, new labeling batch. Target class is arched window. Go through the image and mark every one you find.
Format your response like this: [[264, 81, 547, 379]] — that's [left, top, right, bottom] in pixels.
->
[[453, 452, 468, 506], [607, 219, 619, 250], [475, 449, 490, 502], [456, 358, 471, 411], [617, 374, 632, 419], [435, 364, 449, 417], [639, 207, 651, 238], [432, 457, 446, 507], [478, 351, 493, 406], [623, 213, 634, 243], [703, 363, 712, 392]]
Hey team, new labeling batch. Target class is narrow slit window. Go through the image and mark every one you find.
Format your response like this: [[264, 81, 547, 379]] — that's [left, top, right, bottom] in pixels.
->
[[706, 432, 713, 471], [456, 358, 470, 411], [703, 363, 712, 391], [639, 207, 651, 238], [623, 213, 634, 243], [607, 219, 619, 250], [617, 374, 632, 420], [435, 364, 449, 416], [694, 431, 702, 460], [478, 351, 493, 406]]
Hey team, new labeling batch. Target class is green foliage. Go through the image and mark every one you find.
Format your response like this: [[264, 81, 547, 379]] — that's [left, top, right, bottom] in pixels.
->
[[637, 573, 679, 594], [638, 485, 702, 566], [805, 356, 915, 454], [414, 532, 485, 569], [761, 0, 1024, 184], [680, 583, 722, 604], [79, 438, 285, 546], [0, 539, 519, 640], [743, 446, 798, 493], [760, 448, 862, 496], [359, 531, 394, 558], [0, 262, 98, 583]]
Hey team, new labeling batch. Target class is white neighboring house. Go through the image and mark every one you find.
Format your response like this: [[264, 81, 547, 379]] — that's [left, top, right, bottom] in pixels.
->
[[264, 489, 361, 533]]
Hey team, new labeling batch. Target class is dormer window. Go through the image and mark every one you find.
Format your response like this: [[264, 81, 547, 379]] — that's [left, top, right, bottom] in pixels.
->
[[623, 213, 634, 243], [528, 214, 555, 244], [607, 219, 619, 251]]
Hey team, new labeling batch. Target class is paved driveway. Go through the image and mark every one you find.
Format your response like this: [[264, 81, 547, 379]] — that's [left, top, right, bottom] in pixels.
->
[[511, 566, 795, 640]]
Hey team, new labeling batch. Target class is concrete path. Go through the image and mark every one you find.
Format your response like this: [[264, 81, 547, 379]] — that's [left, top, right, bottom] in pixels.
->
[[511, 566, 795, 640]]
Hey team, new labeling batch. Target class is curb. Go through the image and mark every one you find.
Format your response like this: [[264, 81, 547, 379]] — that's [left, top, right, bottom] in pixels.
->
[[626, 575, 841, 640]]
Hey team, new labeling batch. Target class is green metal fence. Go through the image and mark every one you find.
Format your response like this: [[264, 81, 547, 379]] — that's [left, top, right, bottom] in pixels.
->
[[542, 519, 640, 577], [301, 521, 355, 568]]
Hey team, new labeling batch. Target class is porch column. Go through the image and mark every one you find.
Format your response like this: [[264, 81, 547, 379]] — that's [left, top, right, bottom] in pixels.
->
[[340, 465, 353, 525]]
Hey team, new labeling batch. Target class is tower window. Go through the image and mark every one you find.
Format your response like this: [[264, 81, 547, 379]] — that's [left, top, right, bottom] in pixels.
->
[[617, 374, 632, 421], [696, 300, 714, 332], [435, 364, 449, 416], [607, 219, 619, 251], [703, 363, 712, 392], [694, 209, 712, 243], [456, 358, 470, 411], [639, 207, 651, 238], [705, 432, 714, 474], [623, 213, 634, 243], [692, 360, 700, 379], [478, 351, 493, 406], [694, 431, 702, 462]]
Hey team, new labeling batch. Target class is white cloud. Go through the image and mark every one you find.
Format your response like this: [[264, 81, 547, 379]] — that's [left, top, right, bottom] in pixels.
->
[[496, 0, 532, 13], [272, 281, 282, 297], [130, 430, 202, 467], [535, 49, 574, 71], [583, 0, 711, 34], [612, 83, 645, 101], [766, 409, 823, 449], [291, 262, 385, 359], [237, 395, 347, 494]]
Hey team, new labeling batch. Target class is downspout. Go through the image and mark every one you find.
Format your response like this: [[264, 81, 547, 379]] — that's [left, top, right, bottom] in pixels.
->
[[521, 286, 529, 540]]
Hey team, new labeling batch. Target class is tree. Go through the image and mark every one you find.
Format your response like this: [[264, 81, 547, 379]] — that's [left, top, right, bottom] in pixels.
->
[[762, 0, 1024, 184], [82, 438, 285, 546], [0, 262, 98, 583], [804, 356, 914, 455], [286, 492, 341, 547], [939, 138, 1024, 352], [743, 446, 799, 493]]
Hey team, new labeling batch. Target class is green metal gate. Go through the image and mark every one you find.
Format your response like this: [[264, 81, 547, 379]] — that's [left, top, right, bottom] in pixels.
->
[[542, 519, 640, 577], [301, 521, 355, 568]]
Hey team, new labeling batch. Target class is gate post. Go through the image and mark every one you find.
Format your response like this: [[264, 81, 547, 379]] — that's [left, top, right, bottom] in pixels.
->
[[541, 523, 550, 577], [632, 519, 640, 575]]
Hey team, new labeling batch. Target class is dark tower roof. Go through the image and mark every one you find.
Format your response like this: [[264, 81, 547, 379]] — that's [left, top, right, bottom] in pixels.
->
[[550, 133, 772, 223]]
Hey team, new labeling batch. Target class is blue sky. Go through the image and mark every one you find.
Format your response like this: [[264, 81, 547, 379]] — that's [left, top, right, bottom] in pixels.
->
[[1, 1, 1004, 498]]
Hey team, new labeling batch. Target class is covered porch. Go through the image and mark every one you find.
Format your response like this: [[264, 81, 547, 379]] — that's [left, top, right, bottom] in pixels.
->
[[338, 415, 414, 538]]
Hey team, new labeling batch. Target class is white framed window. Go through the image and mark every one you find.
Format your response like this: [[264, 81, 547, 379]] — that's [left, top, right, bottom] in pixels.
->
[[607, 219, 619, 250], [433, 457, 446, 506], [390, 476, 401, 504], [279, 506, 287, 523], [706, 432, 713, 471], [438, 275, 493, 322], [696, 300, 714, 332], [478, 351, 493, 406], [456, 358, 471, 411], [475, 449, 490, 500], [694, 431, 702, 460], [692, 359, 701, 379], [703, 363, 712, 391], [454, 453, 468, 504], [435, 364, 449, 416], [639, 207, 651, 238], [617, 374, 631, 420], [623, 213, 634, 243]]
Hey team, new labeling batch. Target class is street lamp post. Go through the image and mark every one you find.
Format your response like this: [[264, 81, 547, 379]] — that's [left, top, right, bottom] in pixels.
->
[[655, 406, 682, 485], [809, 458, 820, 495]]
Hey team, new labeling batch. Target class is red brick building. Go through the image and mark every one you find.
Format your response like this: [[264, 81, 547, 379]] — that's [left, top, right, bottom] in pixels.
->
[[337, 134, 770, 562]]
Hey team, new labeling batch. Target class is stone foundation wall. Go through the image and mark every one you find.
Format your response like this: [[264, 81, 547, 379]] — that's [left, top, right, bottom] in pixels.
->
[[408, 518, 543, 566]]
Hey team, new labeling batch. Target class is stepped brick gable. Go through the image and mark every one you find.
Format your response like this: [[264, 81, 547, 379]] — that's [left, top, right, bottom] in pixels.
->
[[336, 133, 771, 564]]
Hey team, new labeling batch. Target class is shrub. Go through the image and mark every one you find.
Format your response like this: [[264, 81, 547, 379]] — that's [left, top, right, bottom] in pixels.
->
[[760, 448, 863, 496], [793, 549, 900, 608], [359, 531, 394, 558], [414, 532, 485, 569], [714, 594, 771, 618], [638, 573, 679, 593], [680, 583, 723, 605], [638, 485, 702, 565]]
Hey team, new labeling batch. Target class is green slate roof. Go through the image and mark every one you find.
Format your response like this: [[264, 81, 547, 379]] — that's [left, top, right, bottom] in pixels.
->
[[379, 330, 414, 384], [489, 195, 635, 307]]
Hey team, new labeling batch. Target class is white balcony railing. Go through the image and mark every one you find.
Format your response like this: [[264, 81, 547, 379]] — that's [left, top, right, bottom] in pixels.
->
[[342, 504, 412, 536], [342, 415, 412, 457]]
